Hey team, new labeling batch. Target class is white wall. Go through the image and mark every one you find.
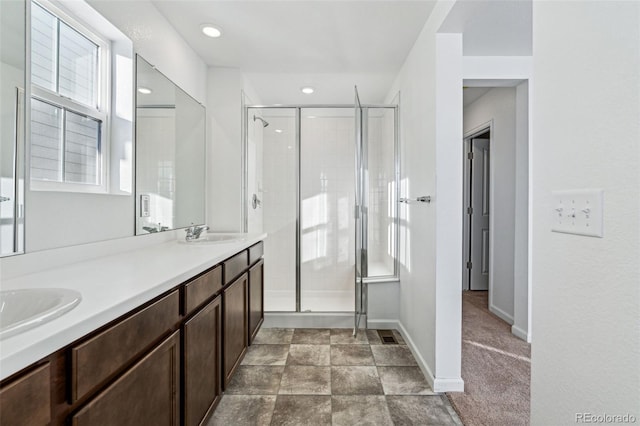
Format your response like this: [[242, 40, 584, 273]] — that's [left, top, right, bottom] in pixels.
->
[[463, 87, 516, 323], [25, 0, 208, 252], [513, 81, 529, 341], [531, 1, 640, 423], [206, 67, 243, 232], [384, 1, 462, 392], [88, 0, 207, 105]]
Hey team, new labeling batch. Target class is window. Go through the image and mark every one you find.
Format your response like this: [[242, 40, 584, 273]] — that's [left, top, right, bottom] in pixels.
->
[[30, 0, 108, 190]]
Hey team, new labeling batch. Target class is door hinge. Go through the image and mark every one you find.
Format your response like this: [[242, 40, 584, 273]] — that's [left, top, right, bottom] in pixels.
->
[[467, 152, 474, 160], [354, 205, 360, 219], [467, 207, 473, 215], [466, 261, 472, 269]]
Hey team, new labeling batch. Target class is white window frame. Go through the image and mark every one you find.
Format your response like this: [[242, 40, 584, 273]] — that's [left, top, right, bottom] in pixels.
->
[[29, 0, 111, 194]]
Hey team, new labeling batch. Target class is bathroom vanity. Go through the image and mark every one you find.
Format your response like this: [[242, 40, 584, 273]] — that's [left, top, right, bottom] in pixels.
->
[[0, 237, 265, 426]]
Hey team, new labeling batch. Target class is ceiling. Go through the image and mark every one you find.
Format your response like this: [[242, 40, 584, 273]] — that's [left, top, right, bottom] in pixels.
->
[[149, 0, 531, 104], [151, 0, 436, 104]]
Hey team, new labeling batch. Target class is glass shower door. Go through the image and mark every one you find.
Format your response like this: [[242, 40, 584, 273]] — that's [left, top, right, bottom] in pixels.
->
[[354, 87, 366, 335]]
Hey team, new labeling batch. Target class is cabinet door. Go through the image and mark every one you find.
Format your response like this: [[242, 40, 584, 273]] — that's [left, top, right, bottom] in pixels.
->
[[223, 273, 248, 388], [0, 363, 50, 426], [184, 296, 221, 426], [248, 259, 264, 345], [71, 332, 180, 426]]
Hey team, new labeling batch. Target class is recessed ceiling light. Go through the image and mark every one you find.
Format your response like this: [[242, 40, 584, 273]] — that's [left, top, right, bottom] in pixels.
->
[[201, 24, 222, 38], [275, 129, 283, 133], [137, 87, 152, 95], [306, 116, 317, 119], [301, 87, 314, 94]]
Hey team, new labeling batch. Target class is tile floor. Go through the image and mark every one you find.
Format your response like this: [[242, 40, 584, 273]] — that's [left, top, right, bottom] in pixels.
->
[[209, 328, 462, 425]]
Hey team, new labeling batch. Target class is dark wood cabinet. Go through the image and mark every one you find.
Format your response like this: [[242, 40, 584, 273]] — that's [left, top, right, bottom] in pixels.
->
[[70, 291, 179, 402], [183, 296, 222, 426], [222, 273, 248, 388], [184, 266, 222, 316], [71, 332, 180, 426], [0, 241, 264, 426], [0, 362, 51, 426], [248, 258, 264, 345]]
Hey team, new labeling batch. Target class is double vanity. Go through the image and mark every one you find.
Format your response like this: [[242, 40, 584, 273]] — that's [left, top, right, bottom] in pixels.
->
[[0, 234, 266, 426]]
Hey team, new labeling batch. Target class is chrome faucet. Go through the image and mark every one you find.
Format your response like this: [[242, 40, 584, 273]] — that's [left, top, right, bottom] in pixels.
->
[[185, 224, 209, 241]]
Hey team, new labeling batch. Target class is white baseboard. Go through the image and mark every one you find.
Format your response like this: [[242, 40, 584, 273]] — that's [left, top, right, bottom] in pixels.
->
[[263, 312, 363, 329], [489, 303, 514, 325], [433, 377, 465, 392], [511, 324, 529, 342], [396, 321, 465, 393], [395, 322, 437, 391], [367, 319, 400, 330]]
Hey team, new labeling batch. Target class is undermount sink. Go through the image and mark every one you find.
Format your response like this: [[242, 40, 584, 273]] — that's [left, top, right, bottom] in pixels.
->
[[0, 288, 82, 340], [179, 233, 248, 245]]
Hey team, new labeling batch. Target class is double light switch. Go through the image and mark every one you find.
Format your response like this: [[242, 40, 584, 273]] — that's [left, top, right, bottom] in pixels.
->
[[551, 189, 604, 238]]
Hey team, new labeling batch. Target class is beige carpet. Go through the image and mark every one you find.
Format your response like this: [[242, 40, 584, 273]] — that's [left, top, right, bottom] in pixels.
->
[[446, 291, 531, 426]]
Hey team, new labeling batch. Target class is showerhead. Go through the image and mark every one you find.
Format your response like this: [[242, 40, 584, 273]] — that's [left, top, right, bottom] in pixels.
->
[[253, 115, 269, 128]]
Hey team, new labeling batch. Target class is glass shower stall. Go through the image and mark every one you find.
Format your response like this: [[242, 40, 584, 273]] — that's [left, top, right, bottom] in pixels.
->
[[243, 95, 398, 326]]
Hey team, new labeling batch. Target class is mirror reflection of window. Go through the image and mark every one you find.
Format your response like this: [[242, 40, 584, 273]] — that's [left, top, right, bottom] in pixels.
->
[[0, 0, 26, 256]]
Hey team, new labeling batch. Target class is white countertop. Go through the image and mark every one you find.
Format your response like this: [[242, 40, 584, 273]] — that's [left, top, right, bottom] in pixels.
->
[[0, 233, 266, 380]]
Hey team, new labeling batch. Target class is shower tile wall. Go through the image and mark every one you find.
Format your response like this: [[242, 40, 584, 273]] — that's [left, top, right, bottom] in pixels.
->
[[300, 113, 355, 312], [261, 113, 297, 311]]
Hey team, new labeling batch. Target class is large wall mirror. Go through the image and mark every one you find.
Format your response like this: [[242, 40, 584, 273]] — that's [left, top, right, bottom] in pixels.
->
[[0, 0, 26, 256], [135, 56, 206, 235]]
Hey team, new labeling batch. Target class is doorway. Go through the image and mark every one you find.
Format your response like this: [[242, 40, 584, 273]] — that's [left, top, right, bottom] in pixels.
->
[[463, 127, 491, 291]]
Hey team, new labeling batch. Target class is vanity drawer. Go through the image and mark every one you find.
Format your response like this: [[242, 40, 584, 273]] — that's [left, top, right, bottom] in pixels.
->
[[0, 363, 51, 426], [223, 250, 248, 284], [184, 265, 222, 316], [70, 290, 180, 402], [249, 241, 264, 266]]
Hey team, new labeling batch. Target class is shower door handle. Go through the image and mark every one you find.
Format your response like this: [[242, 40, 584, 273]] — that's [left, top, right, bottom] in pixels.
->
[[252, 193, 261, 209]]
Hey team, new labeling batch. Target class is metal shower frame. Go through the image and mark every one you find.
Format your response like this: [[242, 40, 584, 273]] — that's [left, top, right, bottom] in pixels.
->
[[241, 100, 401, 313]]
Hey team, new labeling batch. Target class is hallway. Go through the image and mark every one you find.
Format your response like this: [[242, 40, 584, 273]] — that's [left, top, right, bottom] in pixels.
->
[[447, 291, 531, 425]]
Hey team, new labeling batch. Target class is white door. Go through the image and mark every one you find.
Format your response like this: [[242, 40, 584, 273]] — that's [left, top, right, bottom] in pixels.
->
[[470, 138, 490, 290]]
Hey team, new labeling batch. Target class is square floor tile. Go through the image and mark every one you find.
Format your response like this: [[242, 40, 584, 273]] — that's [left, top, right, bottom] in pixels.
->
[[378, 367, 435, 395], [225, 366, 284, 395], [331, 345, 375, 366], [270, 395, 331, 426], [387, 395, 460, 425], [371, 345, 418, 366], [291, 328, 331, 345], [366, 329, 384, 345], [288, 344, 330, 366], [241, 344, 289, 366], [208, 395, 275, 426], [278, 365, 331, 395], [253, 328, 294, 344], [331, 366, 383, 395], [330, 328, 369, 344], [392, 330, 406, 345], [332, 395, 393, 426]]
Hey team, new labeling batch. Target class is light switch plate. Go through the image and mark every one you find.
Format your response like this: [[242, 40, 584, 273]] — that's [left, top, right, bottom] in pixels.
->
[[551, 189, 604, 237]]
